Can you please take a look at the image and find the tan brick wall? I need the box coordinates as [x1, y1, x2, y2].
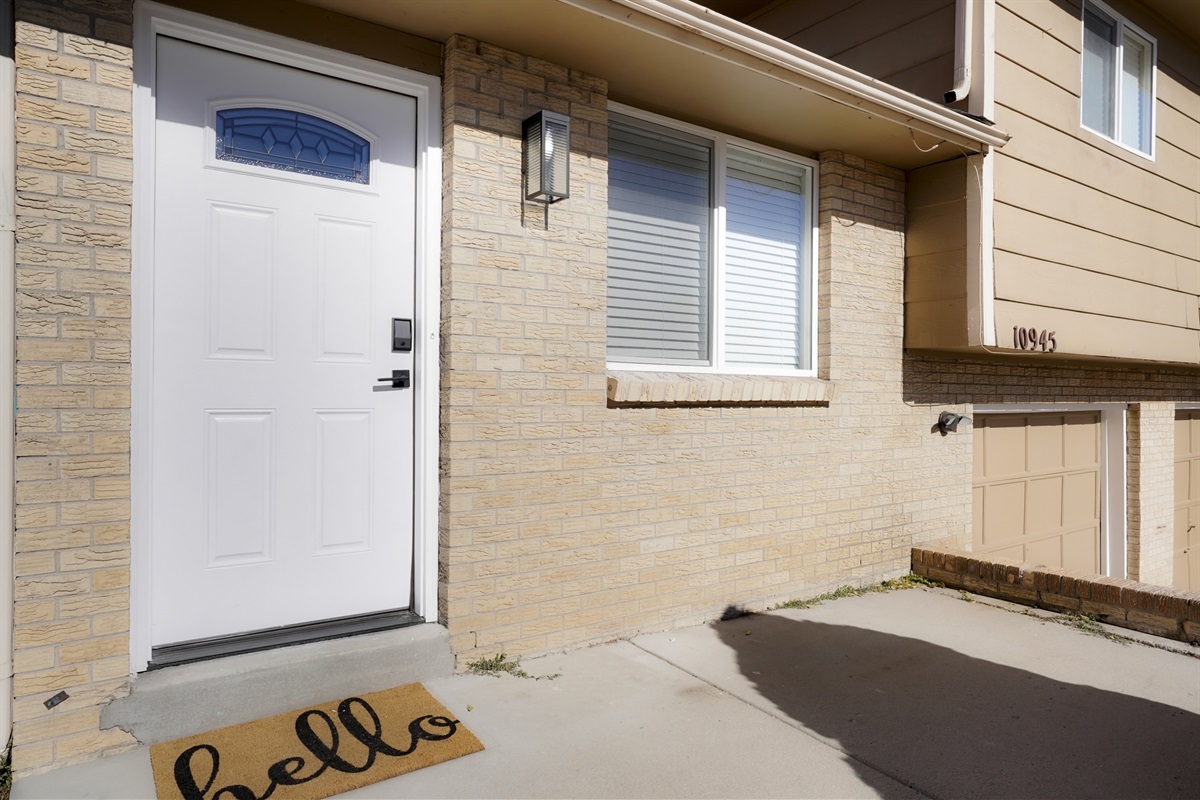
[11, 6, 1199, 779]
[438, 34, 614, 651]
[903, 357, 1200, 407]
[905, 355, 1199, 583]
[12, 0, 136, 775]
[439, 37, 973, 662]
[1127, 403, 1175, 584]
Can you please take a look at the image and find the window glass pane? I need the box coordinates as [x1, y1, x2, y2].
[1121, 31, 1152, 152]
[723, 147, 810, 370]
[215, 107, 370, 183]
[1082, 7, 1116, 137]
[607, 120, 711, 364]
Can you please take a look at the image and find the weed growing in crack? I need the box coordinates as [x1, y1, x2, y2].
[0, 738, 10, 800]
[777, 573, 942, 610]
[1059, 613, 1130, 645]
[466, 652, 561, 680]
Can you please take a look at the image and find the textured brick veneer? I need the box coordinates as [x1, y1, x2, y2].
[912, 547, 1200, 644]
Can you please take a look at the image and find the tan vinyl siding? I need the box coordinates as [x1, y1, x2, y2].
[992, 0, 1200, 365]
[994, 251, 1199, 330]
[994, 301, 1200, 364]
[741, 0, 956, 104]
[992, 203, 1198, 295]
[994, 55, 1200, 187]
[905, 158, 968, 349]
[997, 108, 1196, 225]
[995, 151, 1197, 259]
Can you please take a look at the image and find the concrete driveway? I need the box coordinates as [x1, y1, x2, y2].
[16, 587, 1200, 799]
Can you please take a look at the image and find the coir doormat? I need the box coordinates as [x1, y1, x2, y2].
[150, 683, 484, 800]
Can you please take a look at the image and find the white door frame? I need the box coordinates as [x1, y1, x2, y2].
[973, 404, 1127, 578]
[131, 1, 441, 672]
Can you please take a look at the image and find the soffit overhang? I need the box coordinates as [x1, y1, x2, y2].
[298, 0, 1009, 170]
[1141, 0, 1200, 47]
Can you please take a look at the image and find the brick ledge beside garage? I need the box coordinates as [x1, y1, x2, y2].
[912, 547, 1200, 644]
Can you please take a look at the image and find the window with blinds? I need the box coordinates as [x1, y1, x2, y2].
[607, 120, 711, 363]
[606, 113, 815, 373]
[1081, 0, 1154, 156]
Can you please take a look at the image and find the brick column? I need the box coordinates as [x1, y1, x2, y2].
[1127, 402, 1174, 584]
[439, 37, 609, 657]
[12, 0, 136, 774]
[819, 150, 972, 558]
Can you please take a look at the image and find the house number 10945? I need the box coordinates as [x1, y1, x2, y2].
[1013, 326, 1057, 352]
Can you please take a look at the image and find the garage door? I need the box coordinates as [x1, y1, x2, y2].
[973, 413, 1102, 573]
[1174, 411, 1200, 591]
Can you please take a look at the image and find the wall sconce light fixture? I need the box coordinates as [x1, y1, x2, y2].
[937, 411, 971, 436]
[523, 110, 570, 205]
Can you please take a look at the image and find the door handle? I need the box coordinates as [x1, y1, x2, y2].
[376, 369, 410, 389]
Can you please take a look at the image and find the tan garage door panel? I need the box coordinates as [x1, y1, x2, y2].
[973, 413, 1102, 574]
[1174, 411, 1200, 591]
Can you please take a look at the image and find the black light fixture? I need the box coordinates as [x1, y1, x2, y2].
[937, 411, 970, 435]
[523, 110, 570, 205]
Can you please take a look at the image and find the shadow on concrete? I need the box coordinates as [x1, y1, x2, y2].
[715, 610, 1200, 800]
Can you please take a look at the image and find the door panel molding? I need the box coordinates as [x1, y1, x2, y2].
[1174, 409, 1200, 591]
[973, 404, 1127, 578]
[132, 2, 441, 672]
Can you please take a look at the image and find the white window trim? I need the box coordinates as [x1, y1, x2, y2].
[1079, 0, 1157, 160]
[973, 404, 1127, 579]
[132, 2, 442, 673]
[606, 102, 820, 378]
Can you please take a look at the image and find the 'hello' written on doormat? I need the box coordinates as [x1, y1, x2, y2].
[150, 684, 485, 800]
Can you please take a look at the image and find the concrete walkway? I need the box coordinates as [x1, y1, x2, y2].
[16, 588, 1200, 799]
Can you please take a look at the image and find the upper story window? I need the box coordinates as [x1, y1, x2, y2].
[1081, 0, 1155, 156]
[606, 108, 816, 374]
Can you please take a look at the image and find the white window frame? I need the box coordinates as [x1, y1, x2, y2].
[606, 102, 819, 377]
[1079, 0, 1156, 159]
[974, 404, 1128, 579]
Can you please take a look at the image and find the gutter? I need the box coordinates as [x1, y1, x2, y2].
[562, 0, 1009, 152]
[0, 0, 15, 762]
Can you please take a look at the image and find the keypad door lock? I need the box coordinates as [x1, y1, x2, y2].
[376, 369, 410, 389]
[392, 318, 413, 352]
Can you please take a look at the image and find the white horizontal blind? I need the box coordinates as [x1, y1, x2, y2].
[723, 147, 810, 369]
[607, 120, 711, 364]
[1120, 30, 1151, 152]
[1082, 5, 1116, 138]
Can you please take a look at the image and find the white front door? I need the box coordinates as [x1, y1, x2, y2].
[150, 37, 417, 647]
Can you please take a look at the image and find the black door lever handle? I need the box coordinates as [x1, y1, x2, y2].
[376, 369, 410, 389]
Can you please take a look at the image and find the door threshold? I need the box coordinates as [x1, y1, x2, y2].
[105, 622, 453, 746]
[149, 609, 423, 670]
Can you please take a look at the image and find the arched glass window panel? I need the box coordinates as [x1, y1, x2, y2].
[215, 107, 370, 184]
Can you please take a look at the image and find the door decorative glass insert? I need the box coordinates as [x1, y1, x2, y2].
[215, 107, 370, 183]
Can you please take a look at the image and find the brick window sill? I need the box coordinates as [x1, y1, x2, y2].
[606, 370, 835, 407]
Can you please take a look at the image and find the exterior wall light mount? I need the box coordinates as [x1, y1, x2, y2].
[937, 411, 971, 436]
[523, 110, 570, 205]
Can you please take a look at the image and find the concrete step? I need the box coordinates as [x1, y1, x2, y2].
[101, 623, 454, 745]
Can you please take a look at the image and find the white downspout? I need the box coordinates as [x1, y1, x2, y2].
[0, 0, 16, 761]
[944, 0, 973, 104]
